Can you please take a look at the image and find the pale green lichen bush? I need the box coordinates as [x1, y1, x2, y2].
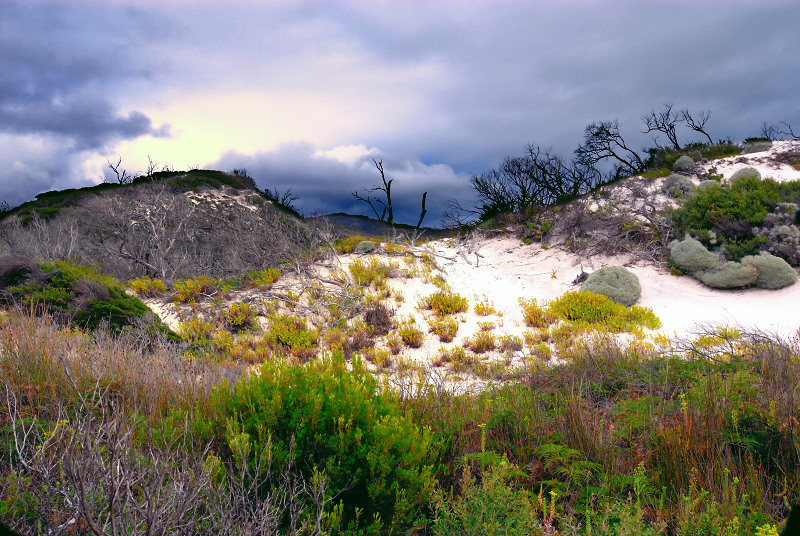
[672, 155, 695, 173]
[694, 261, 758, 289]
[580, 266, 641, 306]
[730, 167, 761, 181]
[742, 140, 773, 154]
[355, 240, 376, 254]
[668, 237, 720, 273]
[661, 174, 695, 198]
[741, 252, 798, 289]
[670, 236, 798, 290]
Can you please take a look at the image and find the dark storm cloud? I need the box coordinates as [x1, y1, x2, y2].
[212, 143, 472, 227]
[0, 2, 169, 157]
[3, 0, 800, 216]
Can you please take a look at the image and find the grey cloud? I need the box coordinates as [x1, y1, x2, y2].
[0, 2, 169, 151]
[211, 143, 473, 227]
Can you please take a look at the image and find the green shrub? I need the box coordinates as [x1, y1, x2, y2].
[398, 318, 425, 348]
[349, 257, 398, 288]
[355, 240, 376, 254]
[547, 291, 661, 332]
[335, 234, 374, 254]
[742, 140, 773, 154]
[212, 354, 437, 531]
[741, 252, 798, 289]
[128, 276, 167, 297]
[1, 259, 153, 333]
[519, 298, 557, 328]
[419, 291, 469, 316]
[580, 266, 642, 306]
[730, 167, 762, 181]
[221, 302, 259, 331]
[661, 174, 695, 197]
[463, 331, 496, 354]
[673, 155, 695, 173]
[432, 465, 543, 536]
[428, 316, 459, 342]
[173, 275, 217, 303]
[695, 261, 758, 289]
[669, 237, 720, 273]
[245, 268, 280, 289]
[263, 314, 319, 360]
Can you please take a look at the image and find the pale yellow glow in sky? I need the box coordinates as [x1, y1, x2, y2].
[100, 88, 413, 177]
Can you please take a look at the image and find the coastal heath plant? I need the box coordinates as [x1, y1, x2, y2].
[212, 353, 437, 532]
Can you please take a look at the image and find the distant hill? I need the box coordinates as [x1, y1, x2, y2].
[308, 212, 451, 239]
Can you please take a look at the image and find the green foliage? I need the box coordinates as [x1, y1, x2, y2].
[519, 298, 557, 328]
[245, 268, 280, 289]
[661, 173, 695, 197]
[419, 291, 469, 316]
[646, 141, 741, 171]
[349, 257, 397, 289]
[335, 234, 376, 254]
[173, 275, 217, 303]
[742, 140, 773, 154]
[547, 291, 661, 332]
[580, 266, 642, 306]
[432, 465, 544, 536]
[695, 261, 759, 289]
[463, 331, 497, 354]
[1, 259, 152, 333]
[398, 318, 425, 348]
[669, 236, 720, 272]
[355, 240, 376, 254]
[428, 316, 459, 342]
[221, 302, 259, 331]
[730, 166, 762, 181]
[742, 252, 798, 289]
[128, 276, 167, 297]
[263, 314, 318, 360]
[212, 354, 437, 531]
[672, 170, 784, 257]
[673, 155, 696, 173]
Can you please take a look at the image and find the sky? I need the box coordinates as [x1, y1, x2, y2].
[2, 0, 800, 226]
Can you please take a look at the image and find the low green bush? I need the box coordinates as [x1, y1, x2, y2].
[730, 167, 762, 181]
[211, 354, 437, 532]
[419, 291, 469, 316]
[355, 240, 376, 254]
[742, 252, 798, 289]
[742, 140, 773, 154]
[695, 261, 758, 289]
[669, 237, 720, 273]
[580, 266, 642, 306]
[0, 258, 153, 333]
[673, 155, 695, 173]
[547, 291, 661, 332]
[661, 174, 695, 198]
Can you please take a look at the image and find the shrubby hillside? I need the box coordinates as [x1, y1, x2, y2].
[2, 132, 800, 534]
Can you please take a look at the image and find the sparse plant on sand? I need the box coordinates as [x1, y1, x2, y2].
[419, 290, 469, 316]
[428, 316, 459, 342]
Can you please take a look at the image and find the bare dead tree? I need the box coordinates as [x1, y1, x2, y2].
[410, 191, 428, 247]
[145, 155, 159, 176]
[266, 186, 300, 209]
[574, 120, 646, 177]
[779, 121, 800, 140]
[353, 159, 394, 226]
[106, 156, 133, 185]
[761, 122, 781, 140]
[642, 102, 684, 150]
[470, 144, 606, 219]
[680, 108, 714, 145]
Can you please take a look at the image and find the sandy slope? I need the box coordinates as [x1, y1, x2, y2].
[143, 141, 800, 381]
